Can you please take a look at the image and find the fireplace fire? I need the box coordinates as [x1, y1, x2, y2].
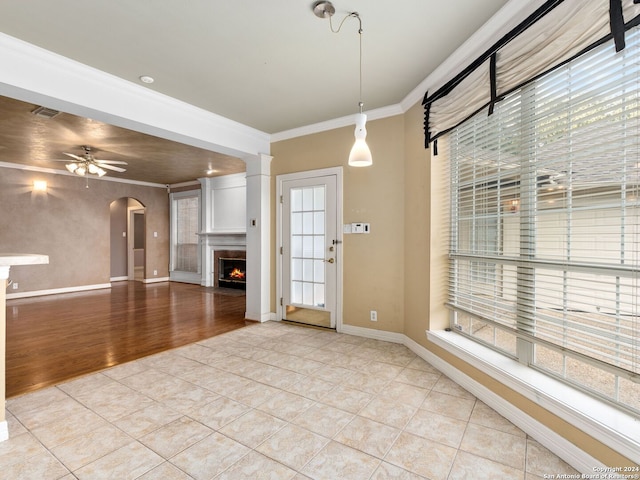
[229, 267, 245, 279]
[218, 257, 246, 289]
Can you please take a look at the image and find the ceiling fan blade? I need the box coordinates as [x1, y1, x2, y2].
[99, 163, 127, 173]
[95, 159, 128, 165]
[63, 152, 85, 161]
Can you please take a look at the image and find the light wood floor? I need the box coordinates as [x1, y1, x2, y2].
[5, 281, 248, 398]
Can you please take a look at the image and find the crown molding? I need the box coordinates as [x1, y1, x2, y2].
[0, 161, 167, 188]
[271, 104, 403, 143]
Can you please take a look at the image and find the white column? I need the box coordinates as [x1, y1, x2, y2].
[0, 266, 8, 442]
[199, 177, 213, 286]
[244, 153, 272, 321]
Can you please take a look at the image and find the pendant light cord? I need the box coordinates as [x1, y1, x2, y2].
[329, 12, 364, 113]
[358, 19, 363, 114]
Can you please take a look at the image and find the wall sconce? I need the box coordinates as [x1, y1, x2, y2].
[33, 180, 48, 192]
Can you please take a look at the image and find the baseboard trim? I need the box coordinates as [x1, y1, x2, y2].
[339, 324, 405, 344]
[142, 277, 170, 284]
[6, 283, 111, 300]
[110, 276, 128, 282]
[245, 311, 272, 322]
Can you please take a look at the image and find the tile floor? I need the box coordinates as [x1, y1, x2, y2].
[1, 321, 580, 479]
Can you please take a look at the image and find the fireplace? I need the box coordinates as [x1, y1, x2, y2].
[214, 250, 246, 289]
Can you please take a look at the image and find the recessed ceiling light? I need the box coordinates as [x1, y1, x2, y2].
[139, 75, 155, 84]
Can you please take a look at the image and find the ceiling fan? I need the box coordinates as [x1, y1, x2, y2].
[56, 145, 127, 177]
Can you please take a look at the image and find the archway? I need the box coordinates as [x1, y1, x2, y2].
[109, 197, 146, 282]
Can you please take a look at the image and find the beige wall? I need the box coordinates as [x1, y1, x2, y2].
[271, 115, 406, 333]
[269, 103, 635, 467]
[0, 168, 169, 293]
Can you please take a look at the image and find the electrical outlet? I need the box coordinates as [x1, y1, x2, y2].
[12, 282, 18, 290]
[370, 310, 377, 322]
[153, 270, 158, 276]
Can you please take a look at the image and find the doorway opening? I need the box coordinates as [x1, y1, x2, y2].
[109, 197, 146, 282]
[130, 207, 145, 281]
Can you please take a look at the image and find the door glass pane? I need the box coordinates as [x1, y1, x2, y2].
[292, 258, 302, 281]
[292, 236, 303, 257]
[314, 284, 325, 308]
[313, 260, 324, 283]
[303, 188, 313, 210]
[291, 212, 302, 235]
[290, 185, 326, 308]
[314, 186, 325, 210]
[303, 259, 313, 282]
[303, 236, 313, 257]
[303, 283, 314, 304]
[303, 212, 313, 234]
[292, 281, 302, 304]
[291, 189, 302, 211]
[313, 236, 324, 258]
[174, 195, 199, 272]
[314, 212, 325, 234]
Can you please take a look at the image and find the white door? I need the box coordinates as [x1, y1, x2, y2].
[280, 171, 340, 329]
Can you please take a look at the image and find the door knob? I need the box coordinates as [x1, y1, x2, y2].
[325, 258, 335, 263]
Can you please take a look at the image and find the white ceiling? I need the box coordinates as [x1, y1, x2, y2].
[0, 0, 509, 136]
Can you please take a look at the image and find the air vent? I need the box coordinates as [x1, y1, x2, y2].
[31, 106, 60, 119]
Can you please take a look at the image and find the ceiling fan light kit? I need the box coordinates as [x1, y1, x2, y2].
[60, 145, 127, 179]
[313, 0, 373, 167]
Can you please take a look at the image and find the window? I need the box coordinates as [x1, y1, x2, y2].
[171, 192, 200, 273]
[447, 27, 640, 414]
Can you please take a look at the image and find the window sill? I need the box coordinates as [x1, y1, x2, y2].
[427, 330, 640, 465]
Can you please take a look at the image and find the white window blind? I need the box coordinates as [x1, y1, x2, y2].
[448, 27, 640, 414]
[173, 195, 199, 273]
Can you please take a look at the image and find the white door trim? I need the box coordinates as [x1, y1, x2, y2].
[127, 207, 145, 281]
[276, 167, 344, 332]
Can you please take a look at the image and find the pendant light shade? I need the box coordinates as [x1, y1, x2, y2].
[348, 113, 372, 167]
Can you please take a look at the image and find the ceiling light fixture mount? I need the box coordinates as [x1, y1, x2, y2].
[312, 1, 335, 18]
[313, 1, 372, 167]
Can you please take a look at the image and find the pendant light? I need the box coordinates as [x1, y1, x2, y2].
[313, 1, 373, 167]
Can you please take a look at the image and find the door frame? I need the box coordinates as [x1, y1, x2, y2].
[276, 167, 344, 332]
[127, 207, 145, 281]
